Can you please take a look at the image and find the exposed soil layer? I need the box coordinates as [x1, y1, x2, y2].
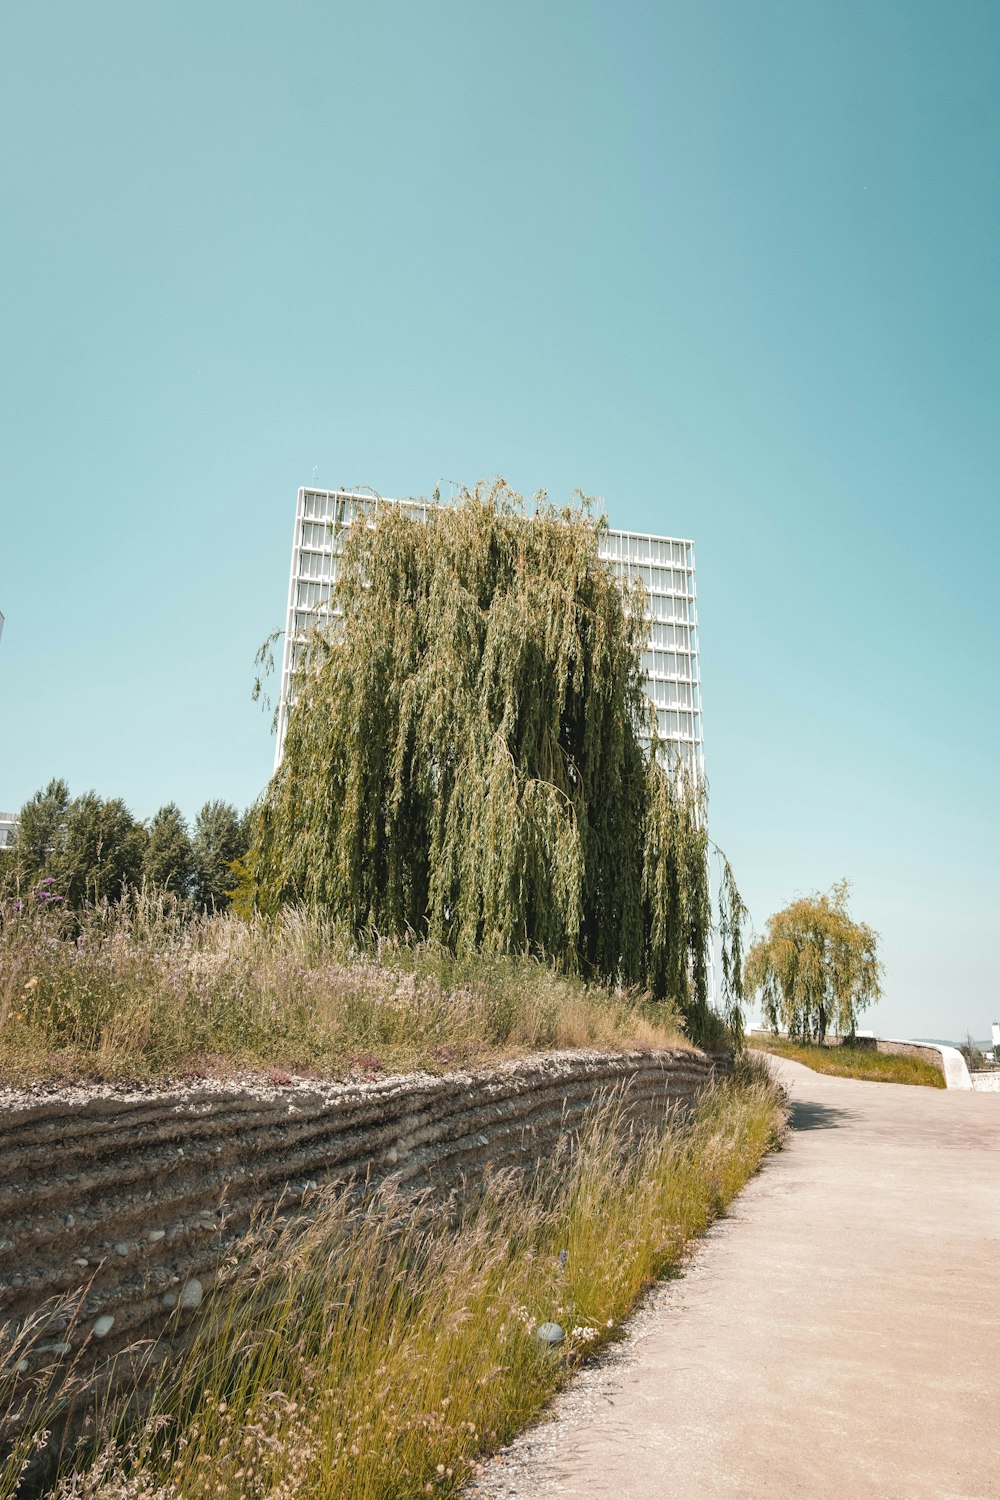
[0, 1046, 720, 1469]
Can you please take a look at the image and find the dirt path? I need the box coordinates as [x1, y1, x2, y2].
[471, 1056, 1000, 1499]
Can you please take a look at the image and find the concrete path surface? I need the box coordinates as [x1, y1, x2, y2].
[472, 1056, 1000, 1500]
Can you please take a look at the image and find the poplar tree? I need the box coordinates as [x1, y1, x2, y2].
[143, 803, 195, 898]
[191, 800, 248, 911]
[249, 483, 740, 1040]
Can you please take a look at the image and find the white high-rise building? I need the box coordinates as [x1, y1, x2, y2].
[275, 488, 704, 779]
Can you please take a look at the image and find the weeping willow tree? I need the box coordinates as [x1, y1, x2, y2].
[745, 881, 883, 1043]
[250, 482, 740, 1041]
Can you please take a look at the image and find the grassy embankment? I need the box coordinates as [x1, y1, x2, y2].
[0, 899, 689, 1086]
[2, 1059, 785, 1500]
[752, 1034, 945, 1088]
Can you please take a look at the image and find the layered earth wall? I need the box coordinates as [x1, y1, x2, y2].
[0, 1046, 721, 1459]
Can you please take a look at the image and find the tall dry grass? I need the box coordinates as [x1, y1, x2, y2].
[0, 896, 687, 1084]
[3, 1058, 784, 1500]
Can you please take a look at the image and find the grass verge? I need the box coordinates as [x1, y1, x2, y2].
[4, 1059, 785, 1499]
[751, 1035, 945, 1088]
[0, 899, 688, 1085]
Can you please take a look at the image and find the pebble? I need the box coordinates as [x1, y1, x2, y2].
[92, 1315, 115, 1339]
[178, 1278, 203, 1310]
[74, 1257, 89, 1268]
[535, 1322, 565, 1347]
[114, 1242, 129, 1257]
[147, 1229, 166, 1243]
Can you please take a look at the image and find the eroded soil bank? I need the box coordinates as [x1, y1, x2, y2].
[1, 1045, 721, 1474]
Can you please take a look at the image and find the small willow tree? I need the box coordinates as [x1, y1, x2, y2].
[745, 881, 883, 1043]
[250, 483, 736, 1039]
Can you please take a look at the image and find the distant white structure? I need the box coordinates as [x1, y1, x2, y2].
[275, 488, 705, 779]
[0, 812, 17, 851]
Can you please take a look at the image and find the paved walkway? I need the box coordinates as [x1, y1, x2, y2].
[473, 1057, 1000, 1500]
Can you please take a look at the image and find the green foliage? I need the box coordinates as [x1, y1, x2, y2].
[249, 485, 733, 1039]
[143, 802, 195, 897]
[752, 1034, 944, 1088]
[717, 853, 748, 1047]
[191, 799, 248, 910]
[11, 778, 70, 874]
[11, 783, 148, 908]
[0, 903, 688, 1084]
[745, 881, 883, 1044]
[5, 785, 251, 914]
[58, 794, 148, 906]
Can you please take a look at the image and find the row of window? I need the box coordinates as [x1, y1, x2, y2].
[300, 496, 693, 563]
[641, 649, 698, 678]
[605, 560, 694, 598]
[649, 621, 695, 652]
[648, 680, 699, 710]
[294, 555, 697, 626]
[298, 519, 338, 549]
[295, 579, 333, 609]
[644, 672, 701, 699]
[601, 533, 692, 567]
[297, 548, 338, 580]
[284, 661, 700, 745]
[284, 662, 701, 750]
[647, 594, 696, 624]
[291, 589, 697, 665]
[287, 627, 699, 702]
[291, 609, 335, 640]
[654, 709, 701, 741]
[302, 492, 352, 523]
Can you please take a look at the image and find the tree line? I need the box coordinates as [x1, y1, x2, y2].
[2, 779, 250, 910]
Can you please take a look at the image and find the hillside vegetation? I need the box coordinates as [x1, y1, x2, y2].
[752, 1034, 945, 1088]
[0, 897, 691, 1086]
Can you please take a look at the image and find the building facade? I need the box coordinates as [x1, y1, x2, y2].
[0, 812, 18, 852]
[275, 488, 704, 779]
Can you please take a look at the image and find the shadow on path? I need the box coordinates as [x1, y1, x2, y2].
[789, 1099, 852, 1132]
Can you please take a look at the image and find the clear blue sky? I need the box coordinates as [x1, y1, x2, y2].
[1, 1, 997, 1041]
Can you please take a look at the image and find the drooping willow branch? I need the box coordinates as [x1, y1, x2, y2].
[247, 482, 743, 1043]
